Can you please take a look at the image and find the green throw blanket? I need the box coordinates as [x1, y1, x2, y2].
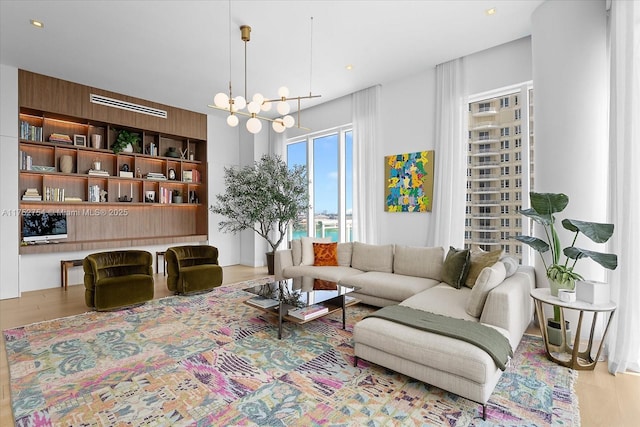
[364, 305, 513, 370]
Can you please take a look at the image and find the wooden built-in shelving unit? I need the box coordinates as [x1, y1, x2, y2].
[17, 70, 208, 254]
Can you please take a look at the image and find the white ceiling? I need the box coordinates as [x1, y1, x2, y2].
[0, 0, 545, 116]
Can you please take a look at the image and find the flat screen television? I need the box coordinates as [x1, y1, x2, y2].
[22, 212, 68, 242]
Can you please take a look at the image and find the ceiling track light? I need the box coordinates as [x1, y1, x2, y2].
[209, 14, 321, 134]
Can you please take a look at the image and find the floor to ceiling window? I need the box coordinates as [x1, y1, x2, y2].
[465, 82, 534, 264]
[287, 126, 353, 242]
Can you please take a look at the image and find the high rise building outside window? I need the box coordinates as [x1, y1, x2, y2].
[465, 83, 534, 262]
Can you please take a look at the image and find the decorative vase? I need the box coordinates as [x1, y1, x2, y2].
[91, 134, 102, 149]
[549, 277, 575, 297]
[59, 155, 73, 174]
[123, 143, 134, 153]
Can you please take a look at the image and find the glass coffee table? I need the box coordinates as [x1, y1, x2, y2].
[243, 276, 360, 339]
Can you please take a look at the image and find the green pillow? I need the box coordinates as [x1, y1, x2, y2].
[442, 247, 470, 289]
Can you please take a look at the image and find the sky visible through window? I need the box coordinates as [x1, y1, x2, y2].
[287, 132, 352, 215]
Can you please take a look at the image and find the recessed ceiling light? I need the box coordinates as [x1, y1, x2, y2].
[30, 19, 44, 28]
[486, 8, 497, 16]
[345, 64, 354, 71]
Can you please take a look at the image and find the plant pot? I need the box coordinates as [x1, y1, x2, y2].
[547, 318, 572, 346]
[123, 143, 134, 153]
[172, 196, 182, 204]
[266, 251, 275, 275]
[549, 277, 575, 297]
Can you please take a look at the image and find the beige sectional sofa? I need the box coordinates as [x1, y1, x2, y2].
[274, 239, 536, 418]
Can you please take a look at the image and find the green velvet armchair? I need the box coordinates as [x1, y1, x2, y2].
[83, 250, 154, 311]
[166, 245, 223, 294]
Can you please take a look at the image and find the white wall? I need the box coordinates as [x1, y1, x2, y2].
[532, 0, 609, 283]
[207, 114, 242, 266]
[0, 64, 20, 299]
[375, 37, 532, 246]
[531, 0, 609, 337]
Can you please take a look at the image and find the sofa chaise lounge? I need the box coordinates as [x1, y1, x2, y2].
[274, 239, 535, 417]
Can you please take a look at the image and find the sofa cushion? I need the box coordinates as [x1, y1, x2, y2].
[282, 265, 363, 283]
[339, 271, 439, 302]
[500, 256, 519, 278]
[393, 245, 444, 281]
[301, 237, 332, 265]
[401, 283, 477, 322]
[351, 242, 394, 273]
[465, 249, 503, 288]
[313, 242, 338, 266]
[337, 242, 353, 267]
[466, 262, 507, 318]
[291, 239, 302, 265]
[441, 247, 470, 289]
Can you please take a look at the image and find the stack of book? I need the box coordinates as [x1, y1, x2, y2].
[20, 151, 33, 170]
[44, 186, 65, 202]
[145, 172, 167, 180]
[22, 188, 42, 201]
[246, 296, 279, 309]
[19, 121, 43, 141]
[88, 169, 109, 176]
[49, 133, 72, 144]
[288, 304, 329, 320]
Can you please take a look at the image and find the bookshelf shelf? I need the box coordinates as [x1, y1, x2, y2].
[17, 70, 208, 254]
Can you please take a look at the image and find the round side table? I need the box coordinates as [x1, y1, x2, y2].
[530, 288, 616, 370]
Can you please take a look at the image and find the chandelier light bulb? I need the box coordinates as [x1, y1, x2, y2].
[277, 101, 290, 115]
[214, 93, 229, 108]
[247, 101, 261, 114]
[246, 117, 262, 133]
[234, 96, 246, 110]
[261, 101, 272, 112]
[252, 93, 265, 105]
[282, 115, 295, 128]
[272, 120, 286, 133]
[277, 86, 290, 98]
[227, 114, 239, 127]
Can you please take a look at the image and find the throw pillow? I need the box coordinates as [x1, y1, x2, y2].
[464, 248, 503, 288]
[441, 247, 470, 289]
[337, 242, 353, 267]
[500, 256, 519, 278]
[301, 236, 332, 265]
[465, 261, 507, 317]
[313, 242, 338, 266]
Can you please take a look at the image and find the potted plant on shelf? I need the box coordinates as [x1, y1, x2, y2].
[172, 189, 183, 204]
[209, 154, 309, 274]
[515, 192, 618, 345]
[112, 129, 141, 154]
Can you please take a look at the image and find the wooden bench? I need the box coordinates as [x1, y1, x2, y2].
[60, 259, 84, 290]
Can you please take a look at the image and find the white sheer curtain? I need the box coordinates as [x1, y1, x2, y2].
[426, 58, 467, 249]
[606, 0, 640, 374]
[352, 85, 381, 244]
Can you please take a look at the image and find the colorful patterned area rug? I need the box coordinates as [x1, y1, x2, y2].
[4, 279, 580, 426]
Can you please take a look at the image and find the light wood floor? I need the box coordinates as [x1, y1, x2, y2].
[1, 265, 638, 426]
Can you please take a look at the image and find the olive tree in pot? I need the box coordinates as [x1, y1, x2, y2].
[209, 154, 309, 274]
[515, 192, 618, 345]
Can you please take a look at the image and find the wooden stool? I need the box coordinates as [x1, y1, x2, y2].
[156, 251, 167, 275]
[60, 259, 84, 290]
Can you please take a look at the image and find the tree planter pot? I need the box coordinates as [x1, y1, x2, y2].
[266, 252, 274, 275]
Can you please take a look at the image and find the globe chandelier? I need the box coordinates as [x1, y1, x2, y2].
[209, 17, 321, 134]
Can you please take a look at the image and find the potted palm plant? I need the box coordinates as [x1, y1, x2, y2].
[209, 154, 309, 274]
[515, 192, 618, 345]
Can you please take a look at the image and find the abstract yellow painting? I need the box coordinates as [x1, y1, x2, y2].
[384, 150, 434, 212]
